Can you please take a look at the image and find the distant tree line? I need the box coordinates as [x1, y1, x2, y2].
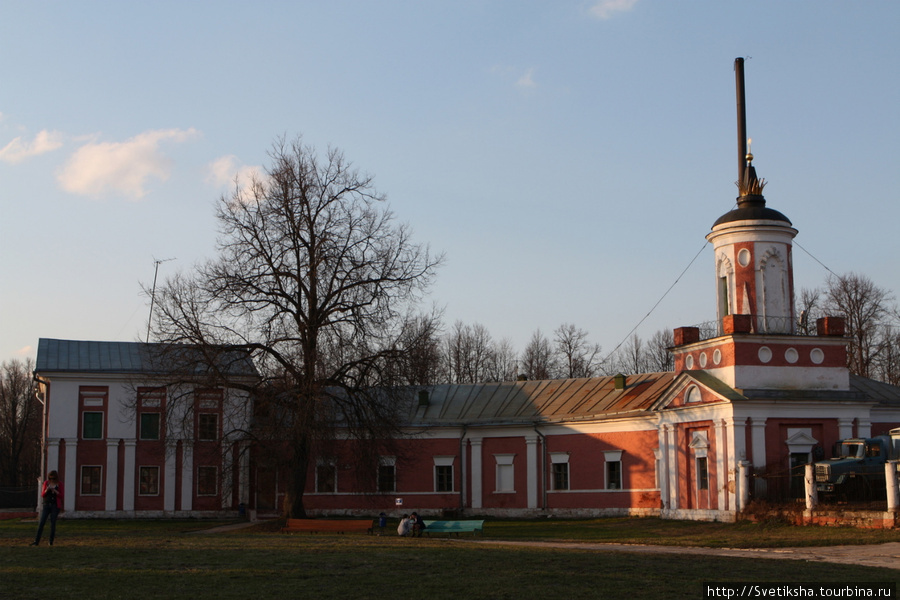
[0, 359, 42, 492]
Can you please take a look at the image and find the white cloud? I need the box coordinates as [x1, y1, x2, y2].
[0, 130, 64, 164]
[206, 155, 265, 199]
[517, 68, 537, 90]
[589, 0, 639, 20]
[15, 345, 33, 357]
[57, 128, 199, 200]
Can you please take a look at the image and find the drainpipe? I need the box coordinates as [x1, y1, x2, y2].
[32, 374, 50, 513]
[459, 424, 468, 513]
[32, 374, 50, 480]
[533, 424, 547, 511]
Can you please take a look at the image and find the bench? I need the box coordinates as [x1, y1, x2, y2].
[422, 519, 485, 536]
[281, 518, 374, 534]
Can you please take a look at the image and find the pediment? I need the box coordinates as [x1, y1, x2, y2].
[653, 371, 745, 411]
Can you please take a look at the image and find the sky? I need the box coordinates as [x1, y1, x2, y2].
[2, 1, 899, 366]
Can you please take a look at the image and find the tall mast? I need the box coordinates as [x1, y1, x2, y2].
[735, 57, 747, 185]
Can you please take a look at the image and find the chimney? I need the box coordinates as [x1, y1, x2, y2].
[613, 373, 626, 390]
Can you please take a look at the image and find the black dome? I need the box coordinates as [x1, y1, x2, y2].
[712, 195, 792, 227]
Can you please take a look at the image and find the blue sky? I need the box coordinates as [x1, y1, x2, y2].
[2, 1, 899, 365]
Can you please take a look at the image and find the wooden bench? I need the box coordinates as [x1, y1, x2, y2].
[281, 518, 374, 534]
[422, 519, 485, 536]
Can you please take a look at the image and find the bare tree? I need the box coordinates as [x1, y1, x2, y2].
[150, 137, 442, 517]
[823, 273, 894, 379]
[444, 321, 494, 384]
[796, 287, 823, 335]
[553, 323, 602, 379]
[645, 328, 674, 372]
[484, 337, 519, 382]
[0, 359, 42, 487]
[610, 334, 647, 375]
[520, 330, 555, 380]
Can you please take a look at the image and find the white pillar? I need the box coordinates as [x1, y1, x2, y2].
[738, 461, 751, 512]
[804, 464, 818, 510]
[123, 439, 136, 512]
[525, 435, 538, 509]
[885, 461, 899, 512]
[181, 441, 194, 512]
[666, 425, 679, 510]
[837, 418, 854, 440]
[656, 422, 670, 510]
[470, 438, 483, 509]
[725, 417, 747, 511]
[105, 439, 120, 512]
[714, 420, 728, 510]
[857, 418, 872, 439]
[749, 417, 767, 498]
[165, 440, 178, 512]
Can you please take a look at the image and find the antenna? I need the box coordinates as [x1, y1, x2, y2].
[735, 57, 748, 184]
[146, 257, 176, 343]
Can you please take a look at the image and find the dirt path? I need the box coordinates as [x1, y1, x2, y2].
[466, 539, 900, 570]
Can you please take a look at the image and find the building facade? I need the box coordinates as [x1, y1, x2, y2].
[33, 339, 255, 518]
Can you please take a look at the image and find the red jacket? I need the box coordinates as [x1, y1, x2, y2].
[41, 480, 63, 509]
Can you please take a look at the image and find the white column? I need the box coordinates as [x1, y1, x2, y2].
[525, 435, 538, 509]
[63, 439, 77, 513]
[181, 441, 194, 512]
[656, 420, 670, 510]
[105, 439, 120, 512]
[715, 420, 728, 510]
[738, 461, 751, 511]
[221, 442, 234, 510]
[804, 464, 818, 510]
[123, 439, 136, 512]
[838, 418, 854, 440]
[725, 417, 747, 512]
[885, 461, 899, 512]
[857, 417, 872, 439]
[47, 439, 61, 475]
[749, 417, 767, 498]
[666, 425, 679, 510]
[470, 438, 483, 509]
[165, 440, 178, 512]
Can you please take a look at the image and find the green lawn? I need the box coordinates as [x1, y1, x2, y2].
[2, 518, 897, 600]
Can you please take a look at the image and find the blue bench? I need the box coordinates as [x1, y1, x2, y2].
[422, 519, 485, 536]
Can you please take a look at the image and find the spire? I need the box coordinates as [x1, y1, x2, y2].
[734, 58, 767, 200]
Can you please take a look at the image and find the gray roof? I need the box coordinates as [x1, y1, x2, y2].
[412, 372, 675, 425]
[35, 338, 258, 377]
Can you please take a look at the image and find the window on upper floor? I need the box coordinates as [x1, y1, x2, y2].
[140, 413, 161, 440]
[82, 412, 104, 440]
[197, 413, 218, 441]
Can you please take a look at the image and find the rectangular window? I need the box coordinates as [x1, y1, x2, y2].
[82, 412, 104, 440]
[197, 414, 218, 441]
[316, 463, 336, 493]
[495, 454, 515, 493]
[552, 462, 569, 491]
[197, 466, 217, 496]
[139, 466, 160, 496]
[378, 464, 396, 493]
[697, 457, 709, 491]
[81, 466, 102, 495]
[140, 413, 161, 440]
[435, 465, 453, 492]
[606, 461, 622, 490]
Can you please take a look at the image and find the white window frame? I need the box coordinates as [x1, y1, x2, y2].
[494, 454, 516, 493]
[139, 466, 160, 496]
[604, 450, 623, 490]
[434, 456, 455, 493]
[549, 452, 570, 491]
[80, 465, 103, 496]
